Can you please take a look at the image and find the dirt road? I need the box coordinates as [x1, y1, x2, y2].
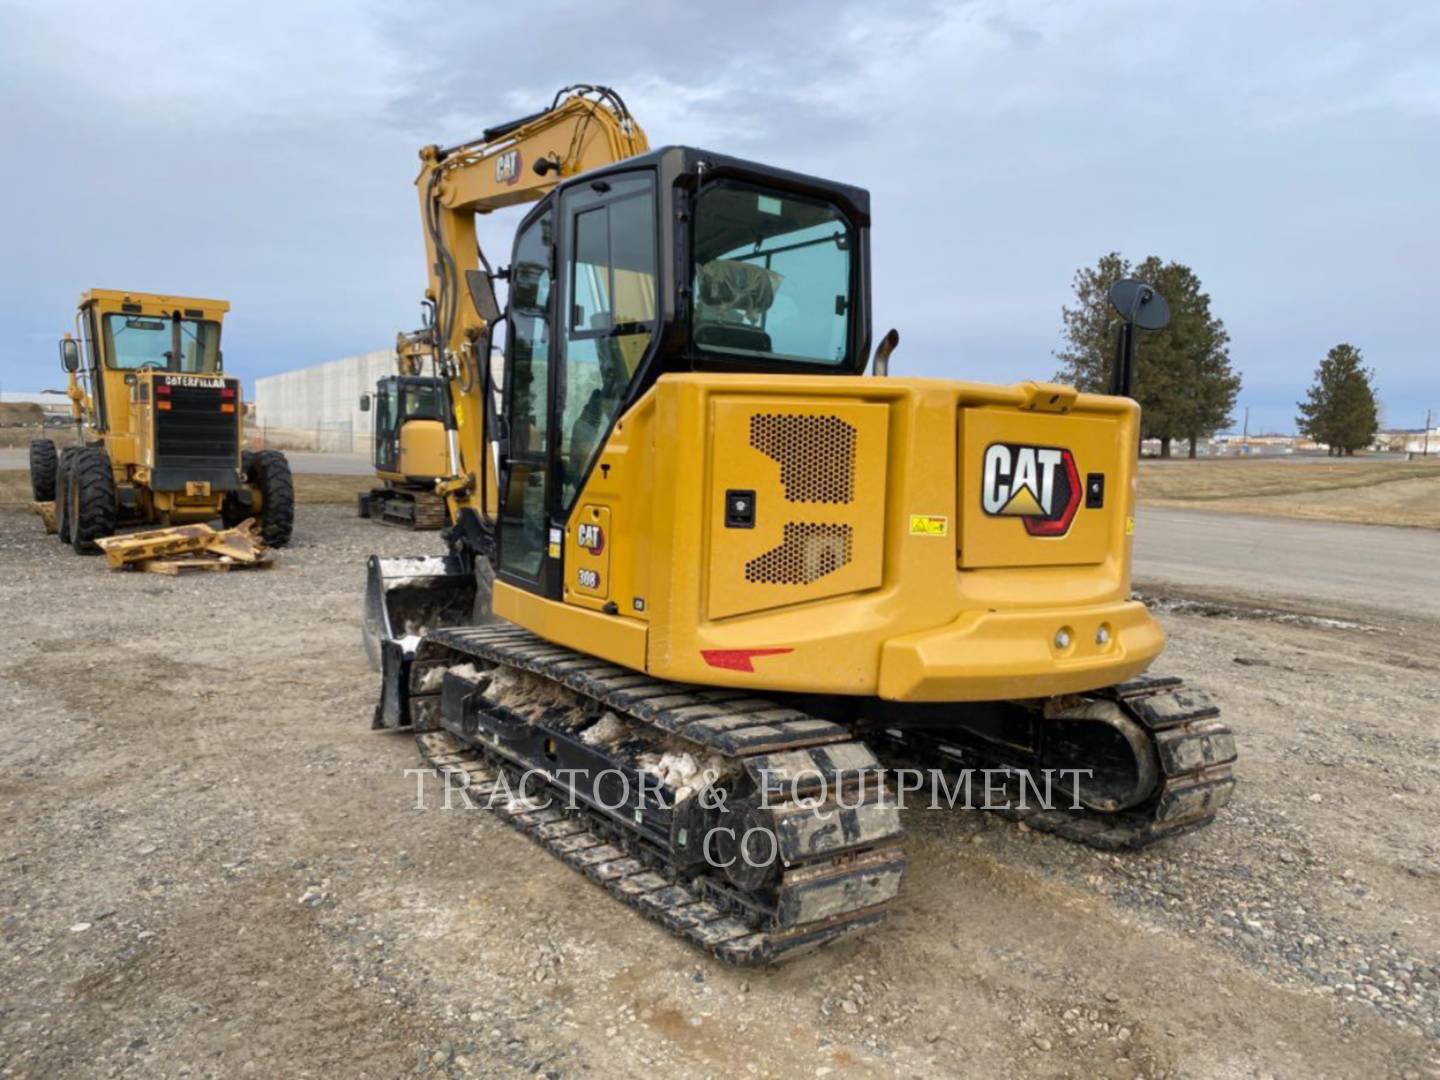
[1, 506, 1436, 1078]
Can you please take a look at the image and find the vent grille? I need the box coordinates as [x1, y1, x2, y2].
[749, 413, 856, 504]
[155, 384, 238, 469]
[745, 523, 853, 585]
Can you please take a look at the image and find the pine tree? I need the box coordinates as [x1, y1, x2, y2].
[1296, 344, 1380, 455]
[1055, 254, 1240, 457]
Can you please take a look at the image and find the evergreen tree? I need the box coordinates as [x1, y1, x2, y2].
[1056, 253, 1240, 457]
[1296, 344, 1380, 455]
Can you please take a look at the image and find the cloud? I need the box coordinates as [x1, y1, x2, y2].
[0, 0, 1435, 433]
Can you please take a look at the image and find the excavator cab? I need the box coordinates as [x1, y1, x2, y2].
[490, 146, 871, 599]
[369, 375, 444, 476]
[366, 145, 872, 698]
[356, 374, 451, 529]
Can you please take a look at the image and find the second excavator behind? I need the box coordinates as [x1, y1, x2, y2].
[357, 328, 450, 529]
[365, 85, 1237, 963]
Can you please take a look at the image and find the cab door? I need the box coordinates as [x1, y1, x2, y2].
[373, 378, 400, 473]
[497, 209, 557, 592]
[496, 171, 659, 601]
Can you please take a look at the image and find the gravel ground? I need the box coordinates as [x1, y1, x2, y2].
[1, 505, 1437, 1078]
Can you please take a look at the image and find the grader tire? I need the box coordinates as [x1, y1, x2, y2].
[55, 447, 85, 545]
[29, 439, 58, 502]
[68, 448, 117, 555]
[248, 449, 295, 548]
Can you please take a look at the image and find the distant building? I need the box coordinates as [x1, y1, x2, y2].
[1204, 433, 1320, 456]
[1374, 427, 1439, 455]
[253, 348, 393, 453]
[0, 391, 72, 425]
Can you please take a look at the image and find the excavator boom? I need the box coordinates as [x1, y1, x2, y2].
[359, 88, 649, 534]
[416, 87, 648, 524]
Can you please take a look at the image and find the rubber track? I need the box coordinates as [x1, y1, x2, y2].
[885, 675, 1237, 850]
[416, 730, 899, 964]
[375, 489, 447, 530]
[407, 624, 905, 964]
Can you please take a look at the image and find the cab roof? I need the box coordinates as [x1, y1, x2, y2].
[79, 289, 231, 316]
[565, 145, 871, 226]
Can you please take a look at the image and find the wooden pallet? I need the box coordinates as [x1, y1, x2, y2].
[94, 519, 273, 574]
[140, 554, 275, 576]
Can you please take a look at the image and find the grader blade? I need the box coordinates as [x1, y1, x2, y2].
[96, 524, 216, 568]
[30, 502, 57, 534]
[93, 520, 271, 572]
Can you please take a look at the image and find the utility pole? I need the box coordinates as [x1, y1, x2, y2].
[1425, 408, 1433, 458]
[1242, 407, 1249, 454]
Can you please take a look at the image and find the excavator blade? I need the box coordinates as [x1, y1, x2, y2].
[364, 554, 476, 727]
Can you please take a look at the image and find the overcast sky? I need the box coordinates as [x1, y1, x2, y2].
[1, 0, 1435, 433]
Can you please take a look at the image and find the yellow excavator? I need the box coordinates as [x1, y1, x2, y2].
[364, 85, 1236, 964]
[356, 327, 451, 529]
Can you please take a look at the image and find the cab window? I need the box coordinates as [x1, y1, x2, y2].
[499, 210, 555, 580]
[374, 382, 399, 471]
[558, 173, 657, 506]
[691, 182, 852, 367]
[403, 383, 442, 420]
[102, 314, 222, 372]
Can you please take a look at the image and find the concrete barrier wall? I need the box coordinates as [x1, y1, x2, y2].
[254, 348, 393, 453]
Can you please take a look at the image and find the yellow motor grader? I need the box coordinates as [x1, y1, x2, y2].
[363, 86, 1236, 964]
[29, 289, 294, 553]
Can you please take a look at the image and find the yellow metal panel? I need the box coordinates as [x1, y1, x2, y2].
[706, 396, 888, 620]
[543, 373, 1151, 703]
[398, 419, 447, 478]
[959, 407, 1118, 569]
[878, 599, 1164, 701]
[568, 504, 611, 601]
[493, 580, 647, 671]
[561, 390, 658, 618]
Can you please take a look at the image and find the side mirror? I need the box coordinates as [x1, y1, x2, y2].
[465, 269, 503, 325]
[59, 338, 81, 373]
[1106, 279, 1169, 398]
[1108, 279, 1169, 330]
[359, 393, 371, 412]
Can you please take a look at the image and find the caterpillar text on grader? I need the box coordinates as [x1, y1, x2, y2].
[29, 289, 295, 553]
[364, 86, 1237, 963]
